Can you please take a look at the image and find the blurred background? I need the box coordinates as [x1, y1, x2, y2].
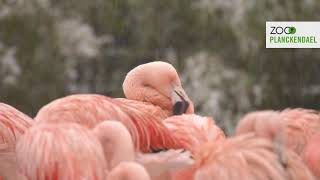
[0, 0, 319, 134]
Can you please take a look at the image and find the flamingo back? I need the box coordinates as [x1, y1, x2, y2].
[163, 114, 225, 152]
[0, 103, 33, 180]
[0, 103, 33, 147]
[280, 108, 320, 155]
[16, 123, 107, 180]
[303, 132, 320, 178]
[194, 134, 314, 180]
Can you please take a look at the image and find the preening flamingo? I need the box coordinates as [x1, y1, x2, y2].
[93, 121, 194, 179]
[0, 103, 33, 180]
[122, 61, 194, 115]
[16, 123, 107, 180]
[194, 134, 315, 180]
[34, 61, 194, 152]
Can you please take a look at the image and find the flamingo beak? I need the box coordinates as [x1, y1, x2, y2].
[171, 86, 190, 115]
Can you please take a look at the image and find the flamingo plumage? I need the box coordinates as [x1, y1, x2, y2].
[35, 61, 194, 152]
[107, 162, 151, 180]
[280, 108, 320, 155]
[235, 110, 282, 140]
[161, 114, 315, 180]
[16, 119, 194, 180]
[0, 103, 34, 148]
[92, 120, 135, 171]
[158, 114, 226, 180]
[163, 114, 225, 153]
[0, 103, 33, 180]
[194, 134, 315, 180]
[16, 123, 107, 180]
[235, 108, 320, 178]
[302, 132, 320, 179]
[93, 121, 193, 179]
[236, 108, 320, 155]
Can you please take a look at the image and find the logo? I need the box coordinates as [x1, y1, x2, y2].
[270, 26, 296, 35]
[266, 22, 320, 48]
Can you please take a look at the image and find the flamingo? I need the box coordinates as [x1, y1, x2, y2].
[16, 120, 195, 180]
[0, 103, 34, 148]
[159, 114, 314, 180]
[0, 103, 33, 180]
[16, 121, 190, 180]
[235, 109, 320, 178]
[235, 108, 320, 155]
[93, 121, 194, 179]
[193, 134, 315, 180]
[235, 110, 282, 140]
[155, 114, 226, 180]
[34, 61, 194, 152]
[163, 114, 225, 153]
[279, 108, 320, 155]
[122, 61, 194, 115]
[16, 123, 107, 180]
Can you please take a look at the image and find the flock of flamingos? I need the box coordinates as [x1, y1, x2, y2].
[0, 61, 319, 180]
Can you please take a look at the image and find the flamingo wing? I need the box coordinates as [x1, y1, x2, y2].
[35, 94, 177, 152]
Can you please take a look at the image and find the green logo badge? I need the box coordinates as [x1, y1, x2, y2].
[289, 27, 296, 34]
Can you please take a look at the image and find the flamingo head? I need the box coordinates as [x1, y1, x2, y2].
[123, 61, 194, 115]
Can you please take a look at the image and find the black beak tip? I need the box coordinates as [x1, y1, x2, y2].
[173, 101, 190, 115]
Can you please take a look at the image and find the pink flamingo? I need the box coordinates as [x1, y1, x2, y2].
[0, 103, 33, 180]
[93, 121, 194, 179]
[194, 134, 315, 180]
[16, 123, 107, 180]
[159, 114, 314, 180]
[156, 114, 226, 180]
[35, 61, 194, 152]
[279, 108, 320, 155]
[16, 121, 156, 180]
[236, 108, 320, 178]
[0, 103, 33, 148]
[236, 108, 320, 155]
[122, 61, 194, 115]
[235, 110, 282, 140]
[163, 114, 225, 153]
